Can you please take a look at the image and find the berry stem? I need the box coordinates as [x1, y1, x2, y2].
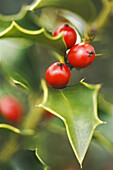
[59, 55, 65, 63]
[64, 24, 69, 26]
[94, 0, 113, 29]
[95, 53, 103, 57]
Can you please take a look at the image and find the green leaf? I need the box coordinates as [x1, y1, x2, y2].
[0, 64, 9, 84]
[14, 11, 41, 31]
[0, 150, 45, 170]
[0, 8, 66, 55]
[35, 131, 78, 169]
[11, 150, 45, 170]
[0, 19, 66, 56]
[0, 6, 40, 29]
[23, 117, 79, 169]
[0, 124, 21, 134]
[38, 80, 103, 165]
[30, 0, 96, 22]
[0, 161, 13, 170]
[0, 124, 35, 136]
[0, 39, 41, 91]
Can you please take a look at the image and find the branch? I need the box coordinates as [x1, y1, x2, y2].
[84, 0, 113, 43]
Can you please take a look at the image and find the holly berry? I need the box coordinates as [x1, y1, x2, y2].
[45, 62, 71, 88]
[68, 42, 95, 68]
[0, 95, 24, 123]
[53, 24, 77, 49]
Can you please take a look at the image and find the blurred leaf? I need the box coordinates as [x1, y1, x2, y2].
[0, 39, 41, 91]
[0, 123, 34, 136]
[98, 97, 113, 142]
[0, 9, 39, 31]
[14, 11, 41, 30]
[0, 150, 45, 170]
[11, 150, 45, 170]
[38, 80, 102, 165]
[35, 131, 78, 170]
[36, 8, 83, 44]
[0, 6, 66, 55]
[56, 9, 87, 38]
[82, 139, 113, 170]
[0, 124, 21, 134]
[0, 161, 13, 170]
[30, 0, 96, 22]
[0, 67, 29, 124]
[94, 98, 113, 155]
[23, 117, 79, 170]
[0, 64, 9, 84]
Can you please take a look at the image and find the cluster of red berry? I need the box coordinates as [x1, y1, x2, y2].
[45, 24, 95, 89]
[0, 95, 24, 123]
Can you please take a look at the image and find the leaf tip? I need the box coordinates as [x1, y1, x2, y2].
[36, 104, 42, 108]
[80, 77, 86, 82]
[81, 80, 101, 91]
[0, 124, 21, 134]
[80, 164, 83, 169]
[103, 121, 107, 124]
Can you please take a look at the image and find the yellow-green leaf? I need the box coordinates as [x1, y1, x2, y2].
[0, 124, 21, 134]
[0, 20, 66, 55]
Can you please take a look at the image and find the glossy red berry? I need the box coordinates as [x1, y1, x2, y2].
[68, 42, 95, 68]
[45, 62, 71, 88]
[53, 24, 77, 49]
[0, 95, 24, 123]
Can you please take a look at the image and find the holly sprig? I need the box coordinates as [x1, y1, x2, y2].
[0, 0, 113, 169]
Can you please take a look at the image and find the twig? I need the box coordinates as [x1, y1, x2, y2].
[84, 0, 113, 43]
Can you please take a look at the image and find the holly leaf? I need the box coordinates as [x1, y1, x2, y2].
[38, 80, 103, 165]
[30, 0, 96, 22]
[0, 20, 66, 56]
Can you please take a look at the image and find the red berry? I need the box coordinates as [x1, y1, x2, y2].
[53, 24, 77, 49]
[0, 95, 24, 123]
[68, 42, 95, 68]
[45, 62, 71, 88]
